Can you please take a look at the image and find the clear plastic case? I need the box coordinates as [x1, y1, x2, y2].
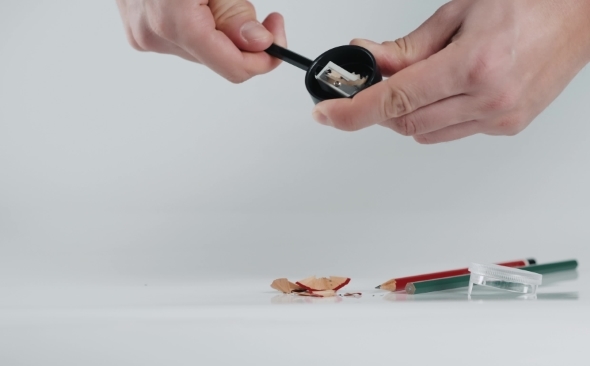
[468, 263, 542, 296]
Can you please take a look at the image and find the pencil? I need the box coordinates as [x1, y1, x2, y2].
[405, 259, 578, 295]
[376, 258, 535, 292]
[265, 44, 313, 71]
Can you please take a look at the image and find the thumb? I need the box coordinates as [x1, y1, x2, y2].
[351, 3, 464, 76]
[210, 0, 273, 52]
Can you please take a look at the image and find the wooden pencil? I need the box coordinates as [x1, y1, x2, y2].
[376, 258, 535, 292]
[405, 259, 578, 294]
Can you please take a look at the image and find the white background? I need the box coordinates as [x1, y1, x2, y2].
[1, 1, 588, 365]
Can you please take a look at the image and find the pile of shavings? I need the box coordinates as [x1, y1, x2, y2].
[271, 276, 360, 298]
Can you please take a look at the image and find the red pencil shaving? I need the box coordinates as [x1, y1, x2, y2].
[271, 276, 353, 297]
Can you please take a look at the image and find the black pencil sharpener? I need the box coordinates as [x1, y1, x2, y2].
[265, 44, 383, 105]
[305, 45, 382, 104]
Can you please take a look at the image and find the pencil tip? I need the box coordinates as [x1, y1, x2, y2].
[375, 285, 381, 289]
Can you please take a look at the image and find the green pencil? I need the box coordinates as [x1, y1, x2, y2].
[405, 259, 578, 295]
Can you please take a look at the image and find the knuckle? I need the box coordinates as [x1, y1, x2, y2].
[496, 114, 525, 136]
[383, 85, 413, 119]
[133, 28, 159, 51]
[466, 49, 497, 87]
[225, 72, 250, 84]
[482, 89, 519, 113]
[332, 114, 362, 132]
[148, 12, 174, 40]
[124, 25, 146, 51]
[126, 31, 144, 51]
[213, 1, 255, 28]
[391, 116, 418, 136]
[434, 2, 458, 22]
[413, 134, 433, 145]
[466, 44, 514, 89]
[380, 38, 412, 69]
[384, 37, 412, 56]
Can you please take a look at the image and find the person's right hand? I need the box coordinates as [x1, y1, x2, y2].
[115, 0, 286, 83]
[311, 0, 590, 144]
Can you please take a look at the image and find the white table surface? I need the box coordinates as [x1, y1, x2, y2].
[1, 270, 587, 366]
[2, 1, 590, 365]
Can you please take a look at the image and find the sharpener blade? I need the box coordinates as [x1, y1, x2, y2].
[315, 61, 368, 97]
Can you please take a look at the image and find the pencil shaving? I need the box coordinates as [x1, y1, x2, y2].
[270, 278, 304, 294]
[295, 276, 350, 291]
[342, 292, 362, 298]
[326, 71, 367, 86]
[270, 275, 352, 296]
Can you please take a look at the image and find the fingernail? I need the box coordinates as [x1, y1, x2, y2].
[312, 108, 331, 126]
[240, 21, 270, 43]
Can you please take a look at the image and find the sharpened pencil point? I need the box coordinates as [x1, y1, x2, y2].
[375, 285, 381, 289]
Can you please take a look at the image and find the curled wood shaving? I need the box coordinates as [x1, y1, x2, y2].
[295, 276, 350, 291]
[271, 276, 352, 297]
[326, 71, 368, 86]
[270, 278, 304, 294]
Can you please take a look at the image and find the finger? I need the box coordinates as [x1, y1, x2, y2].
[260, 12, 287, 48]
[178, 7, 282, 82]
[210, 0, 273, 52]
[412, 120, 483, 144]
[350, 2, 465, 76]
[313, 45, 465, 131]
[241, 12, 287, 76]
[379, 95, 479, 136]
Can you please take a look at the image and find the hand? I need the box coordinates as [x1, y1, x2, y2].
[312, 0, 590, 143]
[115, 0, 286, 83]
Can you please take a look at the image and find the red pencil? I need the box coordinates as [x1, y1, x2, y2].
[376, 258, 535, 292]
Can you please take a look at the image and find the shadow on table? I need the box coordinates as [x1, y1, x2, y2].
[383, 290, 579, 302]
[270, 294, 344, 304]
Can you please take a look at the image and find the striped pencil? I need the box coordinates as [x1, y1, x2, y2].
[376, 258, 535, 292]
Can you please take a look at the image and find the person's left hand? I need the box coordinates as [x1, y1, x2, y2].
[115, 0, 286, 83]
[311, 0, 590, 144]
